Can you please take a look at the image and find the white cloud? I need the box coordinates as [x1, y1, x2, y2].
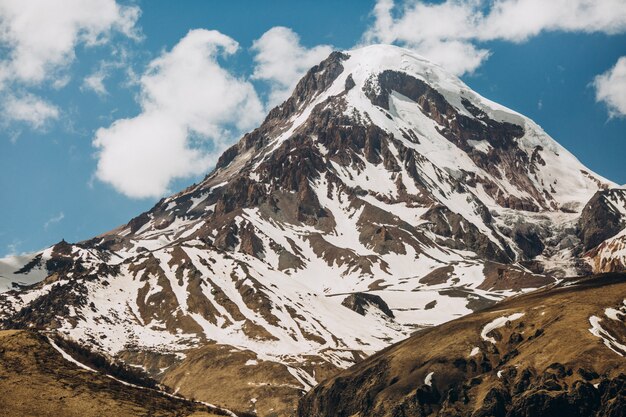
[362, 0, 491, 74]
[82, 46, 135, 96]
[407, 38, 490, 77]
[83, 70, 108, 95]
[594, 56, 626, 118]
[0, 0, 140, 134]
[363, 0, 626, 75]
[480, 0, 626, 42]
[3, 93, 59, 129]
[93, 29, 264, 199]
[0, 0, 140, 87]
[51, 74, 71, 90]
[251, 27, 333, 107]
[44, 212, 65, 230]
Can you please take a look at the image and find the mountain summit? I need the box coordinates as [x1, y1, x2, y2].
[1, 45, 624, 415]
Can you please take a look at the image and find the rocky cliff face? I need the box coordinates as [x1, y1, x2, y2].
[586, 229, 626, 273]
[579, 188, 626, 252]
[298, 273, 626, 417]
[579, 188, 626, 273]
[0, 45, 623, 414]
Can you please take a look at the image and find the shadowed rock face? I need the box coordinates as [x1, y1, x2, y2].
[579, 189, 626, 251]
[298, 273, 626, 417]
[578, 188, 626, 273]
[341, 293, 395, 318]
[0, 45, 623, 414]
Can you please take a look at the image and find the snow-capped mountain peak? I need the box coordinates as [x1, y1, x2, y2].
[1, 45, 623, 415]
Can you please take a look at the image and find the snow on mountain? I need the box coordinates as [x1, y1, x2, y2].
[587, 228, 626, 273]
[333, 45, 610, 209]
[0, 44, 621, 414]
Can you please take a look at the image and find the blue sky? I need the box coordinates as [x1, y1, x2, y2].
[0, 0, 625, 257]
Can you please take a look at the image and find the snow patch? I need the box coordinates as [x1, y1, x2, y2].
[424, 371, 434, 386]
[481, 312, 525, 344]
[467, 139, 493, 154]
[588, 316, 626, 357]
[47, 336, 97, 372]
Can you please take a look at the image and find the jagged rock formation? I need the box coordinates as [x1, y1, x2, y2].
[587, 229, 626, 273]
[580, 188, 626, 272]
[298, 273, 626, 417]
[579, 188, 626, 252]
[341, 292, 395, 318]
[0, 45, 624, 414]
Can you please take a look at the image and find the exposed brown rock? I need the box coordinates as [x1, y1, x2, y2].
[422, 205, 512, 262]
[419, 265, 454, 285]
[341, 292, 395, 318]
[579, 188, 626, 251]
[480, 261, 555, 291]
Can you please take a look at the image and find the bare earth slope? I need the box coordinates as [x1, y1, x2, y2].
[298, 273, 626, 417]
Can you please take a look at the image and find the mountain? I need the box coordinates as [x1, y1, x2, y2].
[298, 273, 626, 417]
[1, 44, 625, 415]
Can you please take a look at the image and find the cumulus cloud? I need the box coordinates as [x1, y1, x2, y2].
[93, 29, 264, 199]
[252, 27, 333, 107]
[0, 0, 140, 129]
[0, 0, 140, 87]
[3, 93, 59, 129]
[362, 0, 490, 74]
[363, 0, 626, 75]
[406, 39, 490, 77]
[5, 240, 22, 257]
[479, 0, 626, 42]
[594, 56, 626, 118]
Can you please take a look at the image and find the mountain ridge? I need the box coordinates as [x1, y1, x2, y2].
[1, 44, 625, 415]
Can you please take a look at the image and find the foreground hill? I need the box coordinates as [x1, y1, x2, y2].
[298, 273, 626, 416]
[0, 330, 234, 417]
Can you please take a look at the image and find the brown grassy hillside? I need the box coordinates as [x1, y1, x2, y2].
[299, 273, 626, 417]
[0, 329, 227, 417]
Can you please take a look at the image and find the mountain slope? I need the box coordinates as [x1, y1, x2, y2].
[0, 44, 623, 414]
[298, 273, 626, 417]
[0, 330, 232, 417]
